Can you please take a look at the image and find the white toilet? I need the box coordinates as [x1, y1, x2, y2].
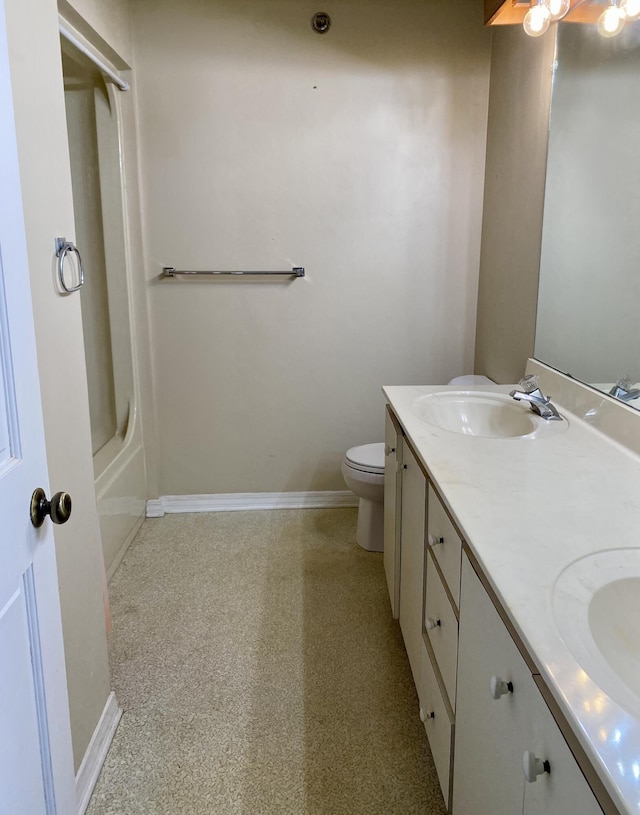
[341, 442, 385, 552]
[342, 377, 494, 553]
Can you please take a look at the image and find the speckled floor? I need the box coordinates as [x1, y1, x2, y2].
[87, 509, 446, 815]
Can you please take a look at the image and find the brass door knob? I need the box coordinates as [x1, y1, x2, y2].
[30, 488, 72, 528]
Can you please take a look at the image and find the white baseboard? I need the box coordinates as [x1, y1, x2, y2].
[146, 490, 358, 517]
[76, 691, 122, 815]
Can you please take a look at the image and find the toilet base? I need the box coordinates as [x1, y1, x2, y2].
[356, 498, 384, 552]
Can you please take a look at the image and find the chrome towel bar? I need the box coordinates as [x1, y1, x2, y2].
[161, 266, 305, 279]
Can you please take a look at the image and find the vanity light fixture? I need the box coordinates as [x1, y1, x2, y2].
[547, 0, 571, 20]
[523, 0, 551, 36]
[621, 0, 640, 19]
[522, 0, 569, 36]
[598, 0, 627, 36]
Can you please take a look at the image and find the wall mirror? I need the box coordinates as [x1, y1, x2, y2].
[534, 21, 640, 407]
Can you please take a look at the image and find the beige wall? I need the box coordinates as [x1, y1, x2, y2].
[5, 0, 111, 771]
[133, 0, 492, 496]
[474, 26, 556, 384]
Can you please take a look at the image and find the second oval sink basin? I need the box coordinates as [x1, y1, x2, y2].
[590, 577, 640, 698]
[411, 391, 566, 439]
[553, 549, 640, 718]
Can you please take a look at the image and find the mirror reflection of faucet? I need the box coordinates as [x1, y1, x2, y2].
[509, 375, 563, 421]
[608, 376, 640, 403]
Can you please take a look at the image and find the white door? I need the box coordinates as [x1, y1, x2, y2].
[0, 2, 76, 813]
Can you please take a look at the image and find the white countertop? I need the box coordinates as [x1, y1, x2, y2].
[383, 377, 640, 815]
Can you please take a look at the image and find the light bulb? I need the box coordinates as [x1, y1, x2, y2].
[622, 0, 640, 19]
[523, 2, 551, 36]
[597, 3, 626, 35]
[547, 0, 571, 20]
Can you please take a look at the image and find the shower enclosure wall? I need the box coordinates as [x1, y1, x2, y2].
[62, 40, 146, 578]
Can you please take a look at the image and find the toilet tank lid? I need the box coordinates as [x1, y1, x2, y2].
[345, 443, 385, 473]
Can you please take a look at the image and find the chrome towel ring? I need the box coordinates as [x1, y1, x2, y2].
[55, 237, 85, 293]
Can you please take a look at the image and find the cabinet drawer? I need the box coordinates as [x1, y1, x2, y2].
[420, 641, 454, 811]
[428, 487, 462, 609]
[425, 554, 459, 711]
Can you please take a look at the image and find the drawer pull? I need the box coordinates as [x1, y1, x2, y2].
[420, 707, 435, 722]
[522, 750, 550, 783]
[426, 617, 441, 630]
[428, 534, 444, 547]
[489, 675, 513, 700]
[385, 445, 396, 456]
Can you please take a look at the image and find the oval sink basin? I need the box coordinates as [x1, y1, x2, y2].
[411, 391, 566, 439]
[553, 549, 640, 717]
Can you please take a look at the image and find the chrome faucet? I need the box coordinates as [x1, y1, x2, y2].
[608, 377, 640, 403]
[509, 375, 563, 421]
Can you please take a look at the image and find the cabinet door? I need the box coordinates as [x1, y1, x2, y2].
[399, 441, 426, 688]
[383, 406, 402, 619]
[521, 677, 603, 815]
[452, 555, 531, 815]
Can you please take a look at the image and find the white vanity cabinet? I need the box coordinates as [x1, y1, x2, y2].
[398, 439, 426, 688]
[383, 405, 403, 619]
[453, 554, 603, 815]
[382, 390, 623, 815]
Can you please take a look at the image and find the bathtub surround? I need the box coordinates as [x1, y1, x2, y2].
[87, 509, 446, 815]
[133, 0, 492, 498]
[62, 54, 148, 579]
[59, 0, 158, 578]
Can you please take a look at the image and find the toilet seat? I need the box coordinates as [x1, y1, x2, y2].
[344, 443, 385, 474]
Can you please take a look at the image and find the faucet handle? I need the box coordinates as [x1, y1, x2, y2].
[518, 374, 539, 394]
